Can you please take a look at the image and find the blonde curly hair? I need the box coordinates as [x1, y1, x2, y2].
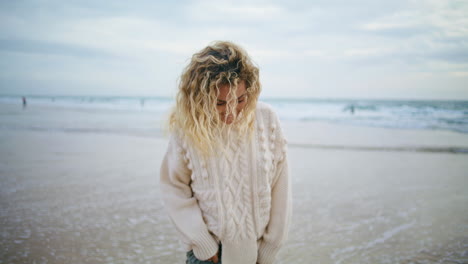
[169, 41, 261, 155]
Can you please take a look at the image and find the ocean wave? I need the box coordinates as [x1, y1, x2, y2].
[1, 95, 467, 134]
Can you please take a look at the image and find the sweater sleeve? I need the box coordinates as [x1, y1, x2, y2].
[159, 134, 219, 260]
[257, 114, 292, 264]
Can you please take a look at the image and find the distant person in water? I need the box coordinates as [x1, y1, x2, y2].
[344, 104, 355, 115]
[22, 96, 27, 109]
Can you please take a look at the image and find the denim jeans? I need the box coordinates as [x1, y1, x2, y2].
[186, 244, 222, 264]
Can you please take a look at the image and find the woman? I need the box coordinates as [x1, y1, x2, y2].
[160, 41, 292, 264]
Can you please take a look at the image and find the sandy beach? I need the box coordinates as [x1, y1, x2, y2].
[1, 103, 468, 263]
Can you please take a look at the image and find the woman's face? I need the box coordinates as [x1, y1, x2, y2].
[216, 80, 247, 124]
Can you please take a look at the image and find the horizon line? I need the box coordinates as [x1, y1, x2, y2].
[1, 93, 468, 102]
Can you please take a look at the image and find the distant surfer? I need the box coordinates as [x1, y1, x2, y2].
[22, 96, 27, 109]
[343, 104, 355, 114]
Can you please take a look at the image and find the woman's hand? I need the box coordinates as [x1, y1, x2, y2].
[207, 251, 219, 263]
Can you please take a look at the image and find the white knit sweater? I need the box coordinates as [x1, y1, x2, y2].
[160, 102, 292, 264]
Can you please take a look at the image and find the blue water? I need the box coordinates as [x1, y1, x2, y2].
[1, 95, 467, 134]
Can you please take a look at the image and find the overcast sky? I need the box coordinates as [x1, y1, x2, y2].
[1, 0, 467, 99]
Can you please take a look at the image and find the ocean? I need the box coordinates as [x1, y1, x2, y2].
[1, 95, 467, 136]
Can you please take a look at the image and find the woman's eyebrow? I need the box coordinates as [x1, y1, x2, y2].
[217, 93, 247, 103]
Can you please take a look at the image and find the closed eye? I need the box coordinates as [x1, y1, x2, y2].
[217, 99, 245, 106]
[238, 94, 247, 103]
[217, 93, 247, 106]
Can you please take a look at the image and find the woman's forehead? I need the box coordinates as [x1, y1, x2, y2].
[217, 80, 246, 99]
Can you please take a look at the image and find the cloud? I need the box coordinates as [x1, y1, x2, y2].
[0, 0, 467, 99]
[184, 0, 284, 21]
[0, 38, 119, 59]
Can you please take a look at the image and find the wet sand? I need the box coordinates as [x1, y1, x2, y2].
[1, 121, 467, 263]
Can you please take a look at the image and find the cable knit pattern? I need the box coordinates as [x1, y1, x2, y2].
[217, 134, 255, 242]
[160, 101, 292, 264]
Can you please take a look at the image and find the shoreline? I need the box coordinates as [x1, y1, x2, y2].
[1, 116, 468, 155]
[2, 125, 468, 155]
[287, 143, 468, 154]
